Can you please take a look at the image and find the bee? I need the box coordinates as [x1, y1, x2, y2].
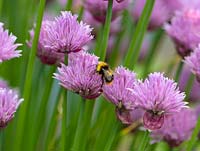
[96, 61, 114, 86]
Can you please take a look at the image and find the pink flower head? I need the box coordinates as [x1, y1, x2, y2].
[129, 72, 187, 130]
[54, 51, 102, 99]
[185, 45, 200, 82]
[0, 23, 22, 63]
[103, 66, 137, 124]
[85, 0, 129, 23]
[0, 88, 23, 128]
[165, 9, 200, 57]
[29, 11, 93, 54]
[51, 11, 93, 53]
[151, 108, 197, 147]
[28, 21, 65, 65]
[132, 0, 171, 30]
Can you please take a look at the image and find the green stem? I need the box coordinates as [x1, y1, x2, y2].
[27, 66, 56, 151]
[0, 130, 3, 151]
[109, 10, 127, 67]
[78, 5, 84, 21]
[44, 87, 62, 151]
[124, 0, 155, 69]
[174, 61, 183, 82]
[186, 117, 200, 151]
[71, 98, 86, 151]
[95, 26, 103, 56]
[14, 0, 46, 150]
[80, 100, 95, 151]
[61, 89, 67, 151]
[104, 121, 120, 151]
[185, 74, 195, 101]
[139, 130, 150, 151]
[65, 0, 73, 11]
[143, 29, 164, 77]
[61, 55, 68, 151]
[100, 0, 113, 61]
[0, 0, 3, 17]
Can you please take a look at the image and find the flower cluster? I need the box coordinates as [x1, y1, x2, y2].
[2, 0, 200, 149]
[47, 11, 188, 133]
[25, 2, 200, 148]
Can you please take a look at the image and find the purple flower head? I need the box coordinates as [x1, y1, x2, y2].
[85, 0, 129, 23]
[165, 9, 200, 57]
[132, 0, 171, 30]
[129, 72, 187, 130]
[0, 88, 23, 128]
[185, 45, 200, 82]
[0, 23, 22, 63]
[30, 11, 93, 53]
[151, 108, 197, 147]
[103, 66, 137, 124]
[50, 11, 93, 53]
[28, 21, 65, 65]
[54, 51, 102, 99]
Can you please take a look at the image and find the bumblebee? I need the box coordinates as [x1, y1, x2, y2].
[96, 61, 114, 86]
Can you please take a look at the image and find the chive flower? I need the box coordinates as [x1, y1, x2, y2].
[103, 66, 138, 124]
[54, 51, 102, 99]
[129, 72, 187, 130]
[0, 88, 23, 128]
[165, 9, 200, 57]
[0, 23, 22, 63]
[29, 11, 93, 65]
[29, 21, 65, 65]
